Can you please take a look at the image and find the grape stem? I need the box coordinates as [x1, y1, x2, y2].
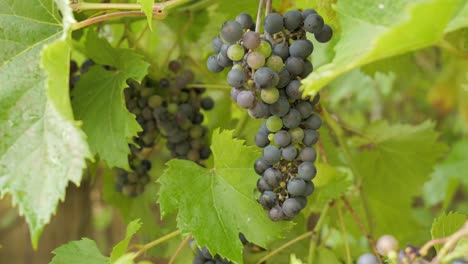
[342, 197, 382, 264]
[168, 235, 191, 264]
[320, 105, 375, 234]
[133, 230, 181, 258]
[337, 203, 353, 264]
[307, 204, 331, 264]
[255, 0, 266, 33]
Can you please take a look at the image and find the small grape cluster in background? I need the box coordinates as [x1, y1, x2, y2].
[116, 60, 214, 197]
[207, 9, 332, 221]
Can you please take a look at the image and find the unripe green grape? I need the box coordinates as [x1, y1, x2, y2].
[266, 55, 285, 72]
[266, 116, 283, 132]
[247, 51, 266, 70]
[290, 127, 304, 143]
[268, 133, 275, 142]
[232, 64, 243, 70]
[148, 95, 163, 108]
[167, 103, 178, 114]
[255, 40, 272, 58]
[261, 87, 280, 104]
[227, 44, 245, 61]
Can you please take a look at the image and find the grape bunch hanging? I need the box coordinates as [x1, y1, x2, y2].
[116, 60, 214, 197]
[207, 9, 332, 221]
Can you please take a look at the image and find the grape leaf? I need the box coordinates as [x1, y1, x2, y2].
[431, 212, 467, 252]
[424, 140, 468, 207]
[445, 1, 468, 33]
[0, 0, 91, 247]
[353, 121, 447, 242]
[110, 219, 142, 263]
[138, 0, 154, 30]
[72, 31, 149, 169]
[50, 238, 108, 264]
[308, 163, 352, 210]
[302, 0, 463, 96]
[158, 129, 291, 263]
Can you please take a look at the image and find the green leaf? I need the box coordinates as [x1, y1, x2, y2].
[308, 163, 352, 209]
[424, 140, 468, 207]
[72, 31, 149, 169]
[0, 0, 91, 247]
[158, 129, 291, 263]
[290, 254, 304, 264]
[50, 238, 109, 264]
[302, 0, 462, 96]
[431, 212, 467, 252]
[114, 253, 137, 264]
[446, 1, 468, 33]
[353, 121, 447, 242]
[110, 219, 142, 263]
[138, 0, 154, 31]
[316, 247, 341, 264]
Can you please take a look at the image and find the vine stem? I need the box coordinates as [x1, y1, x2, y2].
[431, 221, 468, 263]
[255, 0, 266, 33]
[337, 203, 353, 264]
[168, 235, 191, 264]
[70, 2, 141, 11]
[70, 0, 191, 30]
[342, 197, 382, 264]
[255, 231, 313, 264]
[133, 230, 181, 258]
[320, 105, 374, 233]
[437, 40, 468, 60]
[308, 204, 331, 264]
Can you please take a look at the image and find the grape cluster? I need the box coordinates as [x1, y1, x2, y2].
[116, 60, 214, 197]
[207, 10, 331, 221]
[193, 247, 231, 264]
[357, 234, 468, 264]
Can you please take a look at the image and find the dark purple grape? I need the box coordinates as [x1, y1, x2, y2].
[277, 67, 291, 88]
[221, 20, 243, 43]
[304, 13, 324, 34]
[264, 13, 284, 34]
[295, 101, 313, 119]
[274, 130, 291, 147]
[285, 57, 305, 76]
[259, 191, 277, 209]
[303, 113, 322, 130]
[248, 101, 270, 119]
[282, 198, 302, 217]
[283, 10, 303, 31]
[236, 13, 254, 30]
[315, 24, 333, 43]
[282, 109, 302, 129]
[269, 96, 290, 117]
[201, 97, 215, 110]
[299, 60, 314, 78]
[286, 80, 303, 100]
[254, 158, 270, 175]
[243, 31, 261, 49]
[255, 132, 270, 148]
[298, 161, 317, 181]
[263, 168, 282, 187]
[263, 145, 281, 165]
[257, 177, 273, 192]
[299, 147, 317, 162]
[289, 40, 313, 59]
[237, 90, 256, 109]
[212, 36, 223, 52]
[303, 129, 318, 146]
[281, 144, 298, 161]
[269, 206, 284, 221]
[254, 67, 279, 88]
[273, 43, 290, 61]
[227, 68, 246, 87]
